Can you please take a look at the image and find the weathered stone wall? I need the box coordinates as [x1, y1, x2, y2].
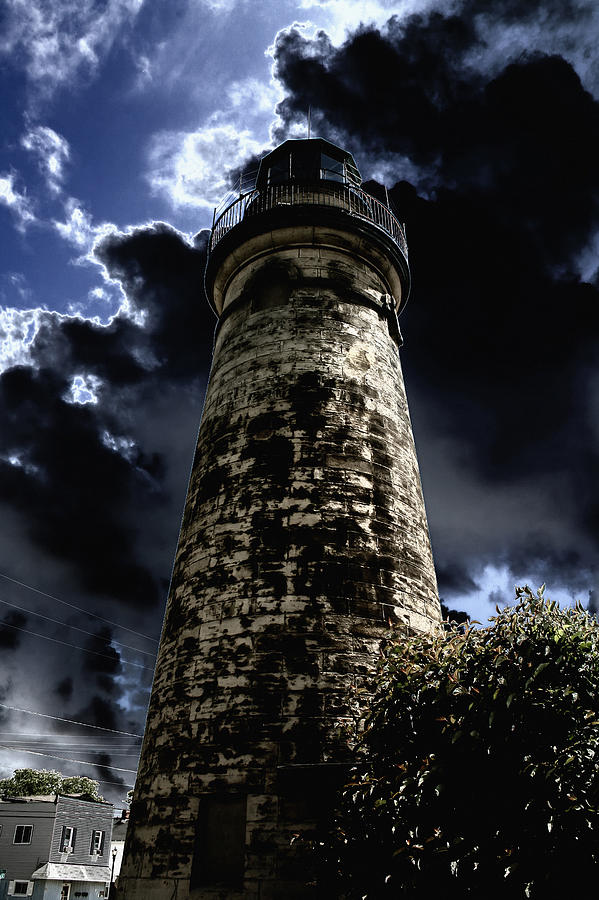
[119, 239, 440, 900]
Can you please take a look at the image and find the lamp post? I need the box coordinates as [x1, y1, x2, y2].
[110, 847, 118, 898]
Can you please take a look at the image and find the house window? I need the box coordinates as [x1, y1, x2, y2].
[13, 825, 33, 844]
[60, 825, 77, 852]
[9, 882, 33, 896]
[90, 829, 105, 855]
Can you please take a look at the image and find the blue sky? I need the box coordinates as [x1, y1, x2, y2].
[1, 0, 599, 799]
[0, 0, 408, 324]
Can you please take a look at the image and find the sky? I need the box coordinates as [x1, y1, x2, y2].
[0, 0, 598, 802]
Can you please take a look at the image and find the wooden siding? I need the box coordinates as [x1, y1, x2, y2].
[0, 801, 54, 882]
[49, 797, 113, 869]
[0, 796, 114, 897]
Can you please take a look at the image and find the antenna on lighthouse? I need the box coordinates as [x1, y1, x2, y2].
[307, 105, 311, 140]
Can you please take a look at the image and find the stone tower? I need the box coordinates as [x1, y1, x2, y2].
[119, 138, 440, 899]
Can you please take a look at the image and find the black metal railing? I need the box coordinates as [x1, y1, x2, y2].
[209, 181, 408, 257]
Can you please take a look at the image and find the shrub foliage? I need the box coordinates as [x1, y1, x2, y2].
[320, 587, 599, 898]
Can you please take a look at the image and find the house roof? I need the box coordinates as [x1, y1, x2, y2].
[0, 793, 111, 804]
[31, 863, 111, 882]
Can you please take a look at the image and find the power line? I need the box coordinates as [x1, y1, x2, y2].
[0, 571, 158, 643]
[0, 733, 141, 740]
[0, 703, 144, 737]
[0, 732, 140, 738]
[0, 743, 140, 756]
[0, 620, 155, 670]
[0, 744, 138, 774]
[0, 739, 138, 745]
[0, 738, 141, 755]
[93, 780, 135, 789]
[0, 596, 156, 658]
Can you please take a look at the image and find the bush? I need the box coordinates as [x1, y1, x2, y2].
[319, 586, 599, 898]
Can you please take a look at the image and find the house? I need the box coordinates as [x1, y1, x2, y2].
[0, 794, 113, 899]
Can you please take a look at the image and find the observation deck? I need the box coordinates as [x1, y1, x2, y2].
[205, 138, 411, 315]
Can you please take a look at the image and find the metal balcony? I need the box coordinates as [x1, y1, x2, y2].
[208, 180, 408, 259]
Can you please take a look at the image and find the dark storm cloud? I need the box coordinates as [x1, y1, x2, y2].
[0, 224, 211, 609]
[0, 224, 212, 796]
[435, 563, 480, 597]
[93, 751, 127, 790]
[72, 695, 118, 732]
[0, 611, 27, 649]
[0, 364, 163, 609]
[94, 224, 213, 380]
[272, 5, 599, 601]
[82, 627, 121, 676]
[55, 677, 73, 700]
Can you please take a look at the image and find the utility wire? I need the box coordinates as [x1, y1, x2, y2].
[0, 744, 140, 757]
[0, 739, 139, 748]
[0, 739, 138, 745]
[0, 744, 138, 773]
[0, 732, 140, 738]
[0, 733, 141, 741]
[92, 780, 135, 789]
[0, 571, 158, 643]
[0, 620, 154, 670]
[0, 597, 156, 658]
[0, 703, 144, 737]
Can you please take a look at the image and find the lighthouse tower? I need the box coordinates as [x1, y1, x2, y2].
[119, 139, 441, 899]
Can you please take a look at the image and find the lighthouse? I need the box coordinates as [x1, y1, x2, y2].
[119, 138, 441, 899]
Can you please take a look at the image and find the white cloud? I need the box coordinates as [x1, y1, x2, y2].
[0, 172, 36, 231]
[199, 0, 242, 10]
[1, 272, 33, 306]
[64, 373, 103, 405]
[573, 228, 599, 283]
[52, 198, 123, 268]
[101, 430, 137, 460]
[0, 306, 46, 370]
[53, 199, 98, 249]
[0, 0, 144, 100]
[131, 51, 153, 90]
[364, 153, 429, 190]
[147, 123, 264, 210]
[227, 77, 283, 117]
[297, 0, 422, 45]
[1, 453, 40, 477]
[21, 125, 71, 195]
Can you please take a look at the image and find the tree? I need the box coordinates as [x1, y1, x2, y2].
[0, 768, 103, 801]
[318, 587, 599, 898]
[60, 774, 103, 800]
